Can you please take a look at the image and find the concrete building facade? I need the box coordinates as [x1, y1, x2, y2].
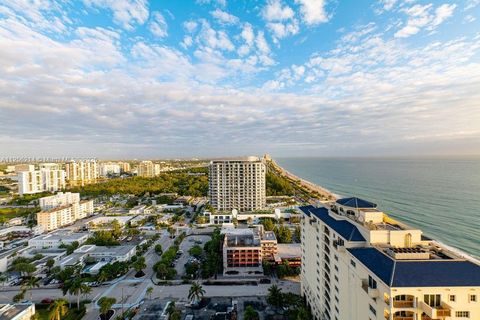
[17, 168, 66, 195]
[209, 157, 266, 212]
[65, 160, 98, 186]
[300, 197, 480, 320]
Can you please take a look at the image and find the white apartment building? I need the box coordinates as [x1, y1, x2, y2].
[65, 160, 98, 186]
[99, 162, 121, 176]
[300, 197, 480, 320]
[39, 192, 80, 210]
[28, 229, 89, 249]
[37, 192, 94, 231]
[138, 161, 155, 177]
[17, 168, 66, 195]
[209, 157, 266, 212]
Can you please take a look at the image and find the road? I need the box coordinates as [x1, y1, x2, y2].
[0, 223, 302, 319]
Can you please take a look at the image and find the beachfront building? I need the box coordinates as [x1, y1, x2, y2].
[300, 197, 480, 320]
[65, 160, 98, 186]
[208, 157, 266, 212]
[17, 167, 66, 195]
[36, 192, 94, 231]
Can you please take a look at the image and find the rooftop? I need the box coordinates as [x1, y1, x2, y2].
[30, 230, 89, 242]
[300, 205, 366, 242]
[0, 303, 34, 320]
[348, 247, 480, 287]
[336, 197, 377, 209]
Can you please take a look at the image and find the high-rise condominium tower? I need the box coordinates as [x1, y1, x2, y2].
[208, 156, 266, 212]
[65, 160, 98, 186]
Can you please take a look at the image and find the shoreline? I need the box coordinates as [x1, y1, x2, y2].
[267, 157, 338, 201]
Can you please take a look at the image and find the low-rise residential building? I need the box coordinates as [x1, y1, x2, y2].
[300, 197, 480, 320]
[58, 244, 136, 273]
[87, 216, 133, 229]
[28, 229, 89, 249]
[274, 243, 301, 267]
[0, 303, 35, 320]
[129, 205, 146, 215]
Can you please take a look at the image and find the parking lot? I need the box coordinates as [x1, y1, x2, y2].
[174, 235, 211, 279]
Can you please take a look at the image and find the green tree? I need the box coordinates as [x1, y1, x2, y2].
[188, 245, 202, 258]
[98, 297, 116, 318]
[267, 285, 283, 309]
[188, 282, 205, 303]
[64, 278, 91, 308]
[13, 289, 25, 303]
[46, 258, 55, 272]
[48, 299, 68, 320]
[133, 256, 147, 274]
[22, 276, 40, 301]
[244, 305, 259, 320]
[261, 218, 275, 231]
[146, 287, 153, 299]
[168, 226, 175, 238]
[154, 244, 163, 255]
[111, 219, 122, 238]
[97, 270, 109, 283]
[166, 301, 176, 315]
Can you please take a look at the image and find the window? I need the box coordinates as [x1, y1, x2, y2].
[455, 311, 470, 318]
[368, 276, 377, 289]
[350, 260, 356, 267]
[369, 304, 376, 316]
[470, 295, 477, 302]
[424, 294, 441, 307]
[449, 295, 456, 302]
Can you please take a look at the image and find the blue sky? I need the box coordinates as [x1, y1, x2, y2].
[0, 0, 479, 158]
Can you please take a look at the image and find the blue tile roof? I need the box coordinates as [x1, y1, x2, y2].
[336, 197, 377, 209]
[299, 205, 366, 242]
[348, 247, 480, 287]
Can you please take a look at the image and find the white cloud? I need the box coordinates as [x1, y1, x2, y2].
[256, 31, 270, 54]
[262, 0, 295, 21]
[395, 3, 456, 38]
[83, 0, 149, 30]
[295, 0, 329, 25]
[267, 19, 300, 40]
[431, 4, 456, 27]
[210, 9, 239, 25]
[149, 12, 168, 38]
[184, 20, 198, 33]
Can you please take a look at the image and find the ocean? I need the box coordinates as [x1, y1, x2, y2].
[275, 157, 480, 258]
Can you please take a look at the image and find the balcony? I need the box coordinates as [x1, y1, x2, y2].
[392, 300, 415, 308]
[392, 317, 414, 320]
[361, 281, 379, 298]
[419, 301, 451, 318]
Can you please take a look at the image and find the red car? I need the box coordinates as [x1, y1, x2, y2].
[41, 298, 54, 304]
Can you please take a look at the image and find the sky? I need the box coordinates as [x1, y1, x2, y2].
[0, 0, 479, 159]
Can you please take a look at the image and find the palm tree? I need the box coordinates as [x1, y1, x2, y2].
[244, 305, 259, 320]
[188, 282, 205, 304]
[22, 276, 40, 301]
[98, 296, 116, 319]
[166, 301, 176, 315]
[267, 285, 283, 309]
[97, 270, 109, 283]
[146, 287, 153, 300]
[13, 289, 25, 303]
[133, 256, 147, 274]
[67, 278, 92, 309]
[48, 298, 68, 320]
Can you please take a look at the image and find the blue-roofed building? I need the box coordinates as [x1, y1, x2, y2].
[299, 197, 480, 320]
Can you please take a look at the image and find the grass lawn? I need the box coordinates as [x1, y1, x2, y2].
[0, 207, 39, 224]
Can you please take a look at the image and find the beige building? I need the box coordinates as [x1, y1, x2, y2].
[138, 161, 155, 177]
[119, 162, 131, 173]
[37, 192, 94, 231]
[209, 157, 266, 212]
[17, 168, 66, 195]
[65, 160, 98, 186]
[300, 197, 480, 320]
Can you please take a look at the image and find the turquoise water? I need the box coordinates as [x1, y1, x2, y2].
[275, 157, 480, 258]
